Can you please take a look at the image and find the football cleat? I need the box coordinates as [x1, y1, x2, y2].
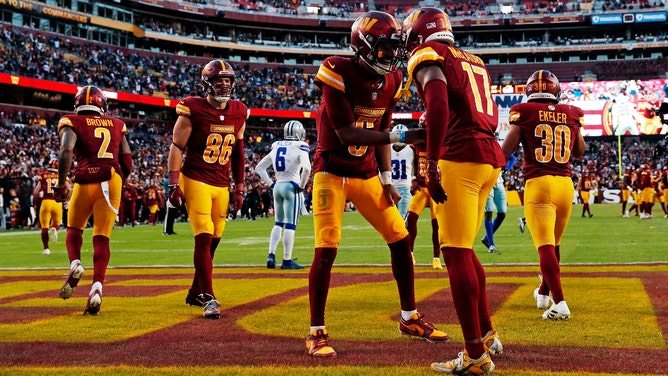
[280, 259, 304, 270]
[518, 217, 526, 233]
[266, 253, 276, 269]
[483, 330, 503, 355]
[42, 248, 51, 255]
[83, 287, 102, 316]
[431, 350, 495, 374]
[48, 227, 58, 243]
[185, 290, 204, 307]
[59, 261, 84, 299]
[542, 300, 570, 320]
[306, 329, 337, 358]
[488, 245, 497, 253]
[533, 275, 552, 309]
[201, 293, 221, 319]
[432, 257, 443, 270]
[481, 237, 490, 249]
[399, 312, 449, 342]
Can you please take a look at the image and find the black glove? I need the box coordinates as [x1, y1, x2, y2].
[426, 160, 447, 203]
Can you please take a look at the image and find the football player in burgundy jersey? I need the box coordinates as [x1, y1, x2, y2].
[305, 11, 447, 359]
[33, 159, 62, 255]
[405, 114, 442, 270]
[403, 7, 506, 374]
[502, 70, 586, 324]
[55, 85, 133, 316]
[167, 59, 248, 319]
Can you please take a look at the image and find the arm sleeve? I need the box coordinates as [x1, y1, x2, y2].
[423, 79, 449, 160]
[504, 153, 517, 171]
[120, 153, 133, 179]
[299, 151, 312, 189]
[232, 137, 245, 185]
[254, 154, 274, 187]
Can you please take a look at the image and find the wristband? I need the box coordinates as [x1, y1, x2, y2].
[389, 130, 406, 144]
[168, 170, 180, 185]
[399, 130, 406, 143]
[380, 171, 393, 185]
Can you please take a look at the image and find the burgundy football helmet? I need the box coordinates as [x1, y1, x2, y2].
[402, 7, 455, 53]
[201, 59, 236, 102]
[74, 85, 108, 115]
[350, 11, 402, 75]
[526, 70, 561, 103]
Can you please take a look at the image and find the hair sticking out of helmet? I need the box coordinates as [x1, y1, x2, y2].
[74, 86, 108, 115]
[402, 7, 455, 53]
[284, 120, 306, 141]
[350, 11, 402, 76]
[201, 59, 236, 103]
[525, 70, 561, 103]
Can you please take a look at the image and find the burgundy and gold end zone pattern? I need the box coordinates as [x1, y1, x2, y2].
[0, 265, 666, 375]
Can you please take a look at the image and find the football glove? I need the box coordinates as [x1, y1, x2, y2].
[232, 183, 245, 213]
[168, 184, 184, 208]
[54, 184, 71, 203]
[426, 160, 447, 203]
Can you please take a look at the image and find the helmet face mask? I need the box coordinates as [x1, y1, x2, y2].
[350, 11, 402, 75]
[402, 7, 455, 54]
[284, 120, 306, 141]
[74, 86, 108, 115]
[201, 59, 236, 103]
[526, 70, 561, 102]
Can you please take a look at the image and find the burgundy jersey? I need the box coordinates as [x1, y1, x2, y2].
[37, 169, 59, 200]
[176, 96, 248, 187]
[145, 187, 159, 206]
[413, 142, 428, 187]
[406, 41, 505, 167]
[639, 169, 652, 189]
[313, 56, 402, 178]
[57, 114, 127, 184]
[508, 101, 584, 180]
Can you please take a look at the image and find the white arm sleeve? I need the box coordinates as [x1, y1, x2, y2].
[254, 154, 275, 187]
[298, 151, 312, 189]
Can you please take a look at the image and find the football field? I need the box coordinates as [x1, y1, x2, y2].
[0, 204, 666, 375]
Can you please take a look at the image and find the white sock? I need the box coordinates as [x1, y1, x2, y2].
[401, 310, 417, 321]
[310, 325, 326, 333]
[70, 259, 81, 269]
[269, 225, 282, 254]
[91, 281, 103, 294]
[282, 228, 295, 260]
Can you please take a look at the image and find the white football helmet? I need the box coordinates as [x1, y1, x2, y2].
[391, 123, 408, 146]
[284, 120, 306, 141]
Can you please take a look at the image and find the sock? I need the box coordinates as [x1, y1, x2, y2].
[388, 236, 416, 311]
[484, 219, 494, 245]
[538, 244, 564, 303]
[92, 235, 110, 284]
[309, 247, 337, 327]
[492, 213, 506, 232]
[41, 228, 49, 249]
[193, 233, 214, 296]
[66, 228, 84, 262]
[282, 228, 295, 260]
[91, 281, 103, 294]
[431, 218, 440, 258]
[401, 309, 417, 321]
[269, 224, 282, 254]
[309, 325, 325, 333]
[443, 246, 485, 357]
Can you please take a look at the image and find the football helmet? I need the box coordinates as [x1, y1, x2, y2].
[350, 11, 402, 75]
[284, 120, 306, 141]
[391, 123, 408, 146]
[201, 59, 236, 102]
[402, 7, 455, 53]
[74, 85, 107, 115]
[526, 70, 561, 103]
[47, 159, 58, 171]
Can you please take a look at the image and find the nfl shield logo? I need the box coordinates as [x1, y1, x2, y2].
[220, 115, 225, 121]
[371, 92, 378, 100]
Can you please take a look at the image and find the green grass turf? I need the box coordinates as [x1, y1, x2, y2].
[1, 203, 666, 269]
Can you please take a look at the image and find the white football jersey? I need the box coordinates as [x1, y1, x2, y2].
[255, 140, 311, 188]
[390, 145, 415, 188]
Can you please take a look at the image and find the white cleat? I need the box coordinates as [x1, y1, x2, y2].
[542, 300, 571, 320]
